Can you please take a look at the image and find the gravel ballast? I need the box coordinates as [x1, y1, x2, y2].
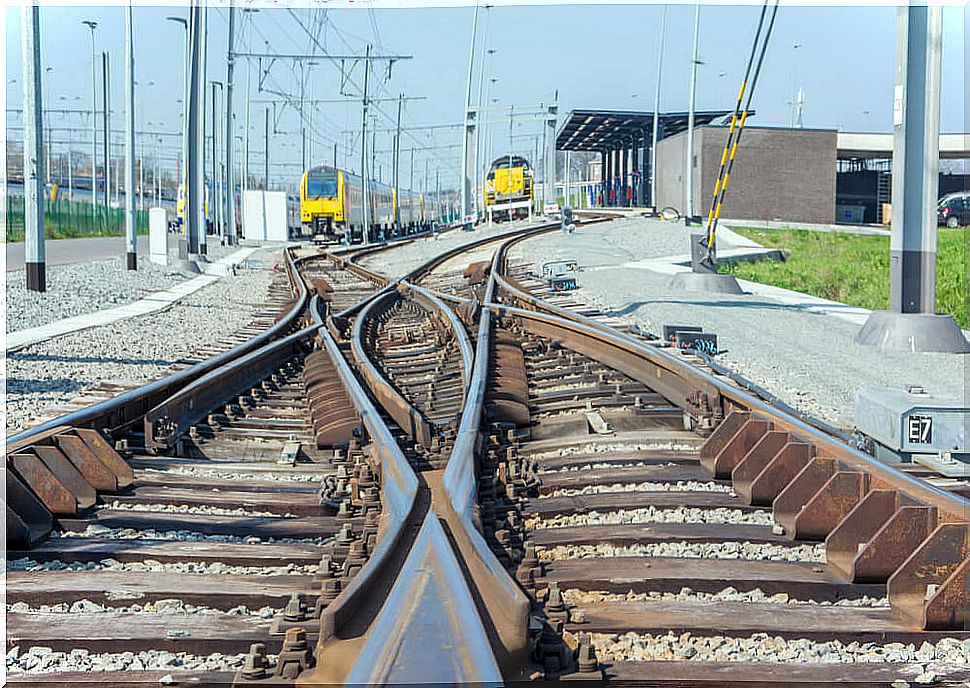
[7, 557, 318, 576]
[509, 217, 968, 428]
[540, 481, 735, 498]
[585, 631, 969, 669]
[6, 245, 239, 333]
[538, 541, 826, 563]
[527, 506, 774, 529]
[52, 524, 331, 546]
[6, 258, 187, 333]
[563, 587, 890, 608]
[6, 647, 257, 676]
[358, 219, 547, 279]
[5, 253, 277, 432]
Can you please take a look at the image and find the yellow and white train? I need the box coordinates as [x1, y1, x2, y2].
[300, 165, 430, 244]
[484, 155, 533, 222]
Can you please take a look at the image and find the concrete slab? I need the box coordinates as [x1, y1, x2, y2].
[5, 247, 260, 353]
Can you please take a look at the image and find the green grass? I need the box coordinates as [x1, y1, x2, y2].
[719, 227, 969, 328]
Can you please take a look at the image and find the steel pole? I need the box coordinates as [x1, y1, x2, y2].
[543, 99, 557, 212]
[186, 3, 203, 255]
[211, 82, 219, 241]
[23, 3, 46, 291]
[361, 44, 372, 245]
[102, 52, 110, 210]
[394, 92, 402, 231]
[685, 2, 700, 221]
[891, 5, 941, 315]
[84, 21, 98, 210]
[460, 3, 480, 230]
[225, 4, 236, 244]
[198, 5, 208, 254]
[474, 9, 491, 220]
[650, 6, 667, 210]
[124, 5, 137, 269]
[856, 5, 967, 352]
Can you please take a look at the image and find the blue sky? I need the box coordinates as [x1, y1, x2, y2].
[5, 3, 966, 189]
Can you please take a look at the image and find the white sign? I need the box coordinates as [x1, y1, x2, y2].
[149, 208, 168, 266]
[892, 84, 904, 127]
[243, 190, 289, 242]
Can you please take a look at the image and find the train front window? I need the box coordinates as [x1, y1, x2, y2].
[308, 176, 338, 198]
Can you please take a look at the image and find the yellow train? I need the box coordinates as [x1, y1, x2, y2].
[300, 165, 429, 244]
[484, 155, 533, 222]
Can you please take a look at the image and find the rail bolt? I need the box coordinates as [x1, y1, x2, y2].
[276, 627, 314, 679]
[577, 633, 599, 673]
[545, 581, 569, 623]
[284, 593, 307, 622]
[241, 642, 270, 680]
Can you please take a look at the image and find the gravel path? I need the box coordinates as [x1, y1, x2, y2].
[509, 217, 967, 428]
[5, 251, 278, 433]
[6, 244, 239, 333]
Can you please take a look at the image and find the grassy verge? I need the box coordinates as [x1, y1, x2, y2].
[719, 227, 968, 328]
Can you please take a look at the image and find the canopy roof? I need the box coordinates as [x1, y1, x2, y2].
[556, 109, 734, 151]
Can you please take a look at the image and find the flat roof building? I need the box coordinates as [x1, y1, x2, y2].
[557, 109, 969, 225]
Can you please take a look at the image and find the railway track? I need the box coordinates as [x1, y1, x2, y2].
[6, 217, 969, 686]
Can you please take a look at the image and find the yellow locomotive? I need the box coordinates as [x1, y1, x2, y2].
[484, 155, 533, 222]
[300, 165, 428, 244]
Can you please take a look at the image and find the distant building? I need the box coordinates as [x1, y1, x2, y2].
[557, 109, 970, 225]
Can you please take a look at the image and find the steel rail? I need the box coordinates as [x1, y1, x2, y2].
[142, 323, 320, 452]
[440, 267, 532, 677]
[8, 247, 311, 445]
[350, 289, 438, 448]
[312, 288, 506, 685]
[343, 511, 504, 687]
[299, 296, 422, 686]
[488, 263, 970, 521]
[403, 281, 475, 387]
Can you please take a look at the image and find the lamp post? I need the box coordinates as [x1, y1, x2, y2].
[166, 15, 189, 249]
[649, 6, 667, 210]
[44, 66, 53, 185]
[82, 20, 98, 208]
[685, 2, 701, 222]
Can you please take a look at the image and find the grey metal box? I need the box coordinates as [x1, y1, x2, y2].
[854, 386, 967, 456]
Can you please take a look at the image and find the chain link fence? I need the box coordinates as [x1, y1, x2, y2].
[6, 193, 149, 242]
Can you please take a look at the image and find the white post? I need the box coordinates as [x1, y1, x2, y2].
[124, 5, 137, 269]
[685, 2, 700, 221]
[361, 44, 372, 245]
[650, 6, 667, 210]
[23, 3, 46, 291]
[225, 5, 236, 244]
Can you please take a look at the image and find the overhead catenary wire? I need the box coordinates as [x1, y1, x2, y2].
[700, 0, 779, 267]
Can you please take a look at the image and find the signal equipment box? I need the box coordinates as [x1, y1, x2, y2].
[854, 386, 968, 477]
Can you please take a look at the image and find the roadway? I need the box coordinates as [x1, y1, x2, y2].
[6, 235, 159, 272]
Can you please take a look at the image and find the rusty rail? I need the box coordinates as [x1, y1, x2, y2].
[298, 295, 422, 686]
[490, 225, 969, 631]
[143, 323, 320, 452]
[440, 268, 532, 678]
[8, 247, 311, 445]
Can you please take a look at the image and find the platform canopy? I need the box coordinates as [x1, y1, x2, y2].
[556, 109, 733, 151]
